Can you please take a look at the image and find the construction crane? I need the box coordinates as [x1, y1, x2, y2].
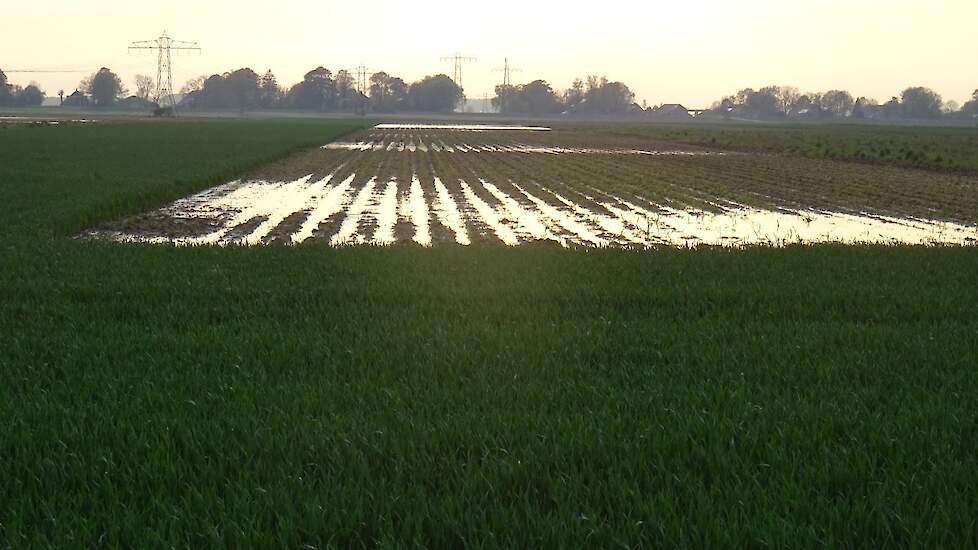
[128, 31, 201, 113]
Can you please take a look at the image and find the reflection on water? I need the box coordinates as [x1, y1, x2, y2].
[0, 116, 97, 125]
[323, 140, 721, 156]
[88, 168, 978, 248]
[640, 204, 978, 246]
[432, 177, 471, 245]
[374, 124, 551, 131]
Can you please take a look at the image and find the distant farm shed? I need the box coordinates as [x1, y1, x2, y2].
[118, 96, 156, 111]
[788, 97, 824, 120]
[62, 90, 90, 108]
[648, 104, 692, 120]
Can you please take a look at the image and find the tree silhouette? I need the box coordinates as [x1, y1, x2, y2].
[86, 68, 126, 107]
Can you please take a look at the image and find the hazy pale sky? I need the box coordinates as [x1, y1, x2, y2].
[2, 0, 976, 106]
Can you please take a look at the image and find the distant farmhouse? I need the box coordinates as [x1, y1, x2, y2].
[62, 90, 90, 108]
[118, 96, 156, 111]
[648, 103, 692, 120]
[787, 96, 824, 120]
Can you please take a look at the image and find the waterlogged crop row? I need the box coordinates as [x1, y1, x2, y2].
[89, 129, 978, 247]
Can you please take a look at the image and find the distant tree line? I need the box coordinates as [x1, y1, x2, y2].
[493, 76, 639, 116]
[8, 63, 978, 123]
[178, 67, 463, 114]
[5, 65, 461, 114]
[702, 85, 978, 122]
[961, 90, 978, 116]
[0, 69, 45, 107]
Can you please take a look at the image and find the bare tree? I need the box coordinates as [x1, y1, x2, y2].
[335, 70, 355, 98]
[821, 90, 855, 117]
[134, 75, 154, 101]
[562, 78, 585, 109]
[78, 75, 93, 94]
[181, 75, 207, 94]
[772, 86, 800, 115]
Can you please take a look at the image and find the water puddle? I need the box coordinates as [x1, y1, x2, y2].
[547, 188, 651, 246]
[291, 174, 357, 244]
[374, 179, 400, 245]
[646, 204, 978, 246]
[324, 140, 719, 156]
[331, 177, 378, 245]
[459, 180, 520, 245]
[408, 175, 432, 246]
[0, 116, 97, 125]
[513, 183, 607, 247]
[88, 146, 978, 248]
[432, 177, 471, 245]
[186, 175, 314, 245]
[240, 174, 337, 245]
[374, 124, 551, 131]
[479, 180, 564, 245]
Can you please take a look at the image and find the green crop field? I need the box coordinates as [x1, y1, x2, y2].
[2, 120, 978, 547]
[624, 122, 978, 174]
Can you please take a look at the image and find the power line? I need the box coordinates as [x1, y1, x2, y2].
[128, 31, 201, 113]
[440, 52, 477, 90]
[341, 65, 372, 115]
[4, 70, 88, 74]
[493, 58, 522, 87]
[341, 65, 373, 95]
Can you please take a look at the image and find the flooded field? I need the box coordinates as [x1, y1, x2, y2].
[374, 123, 552, 131]
[0, 116, 96, 126]
[88, 125, 978, 247]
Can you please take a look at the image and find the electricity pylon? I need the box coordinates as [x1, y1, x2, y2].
[129, 31, 200, 112]
[493, 58, 522, 87]
[440, 52, 477, 90]
[342, 65, 372, 116]
[343, 65, 372, 95]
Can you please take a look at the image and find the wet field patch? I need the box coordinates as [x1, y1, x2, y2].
[87, 127, 978, 247]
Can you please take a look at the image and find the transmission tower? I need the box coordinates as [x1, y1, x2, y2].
[440, 52, 477, 89]
[493, 58, 522, 87]
[128, 31, 200, 112]
[339, 65, 372, 115]
[343, 65, 372, 95]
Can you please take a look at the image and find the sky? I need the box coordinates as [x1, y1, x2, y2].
[2, 0, 977, 107]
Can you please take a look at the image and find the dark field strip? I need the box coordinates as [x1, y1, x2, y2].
[334, 128, 978, 224]
[624, 122, 978, 174]
[2, 121, 978, 547]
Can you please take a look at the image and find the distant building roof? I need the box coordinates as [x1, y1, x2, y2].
[62, 90, 90, 106]
[648, 103, 691, 119]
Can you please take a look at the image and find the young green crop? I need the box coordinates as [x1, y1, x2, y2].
[2, 120, 978, 547]
[623, 122, 978, 173]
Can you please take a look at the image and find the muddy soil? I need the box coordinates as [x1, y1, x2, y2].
[86, 127, 978, 247]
